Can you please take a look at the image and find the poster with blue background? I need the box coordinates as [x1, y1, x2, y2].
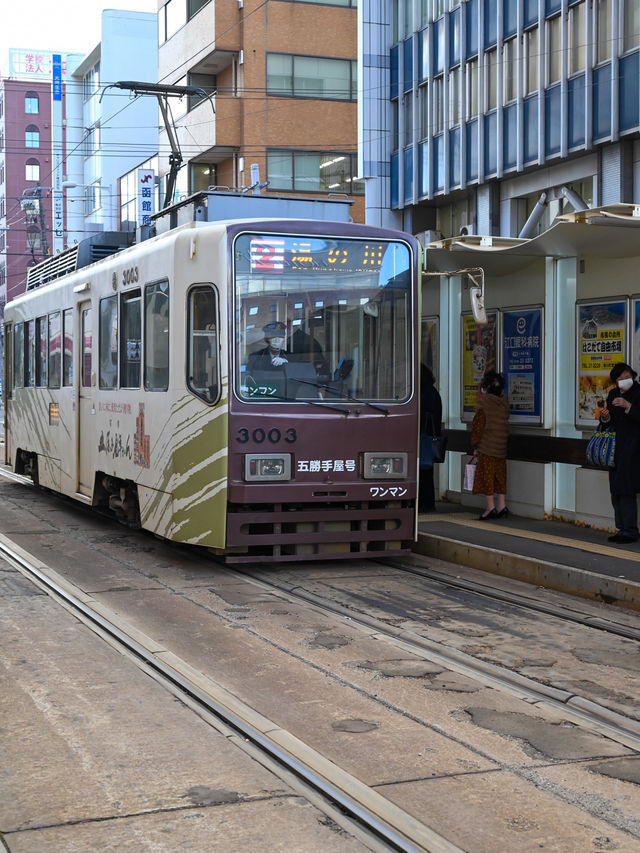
[503, 307, 543, 423]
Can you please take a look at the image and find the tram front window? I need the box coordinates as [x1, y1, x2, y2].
[234, 233, 413, 403]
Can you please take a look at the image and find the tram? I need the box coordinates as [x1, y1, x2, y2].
[3, 216, 420, 561]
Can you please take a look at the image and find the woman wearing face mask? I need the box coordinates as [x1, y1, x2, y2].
[599, 362, 640, 543]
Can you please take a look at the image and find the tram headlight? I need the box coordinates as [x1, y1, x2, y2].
[244, 453, 292, 481]
[363, 452, 408, 479]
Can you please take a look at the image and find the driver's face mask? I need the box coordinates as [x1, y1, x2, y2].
[269, 337, 285, 350]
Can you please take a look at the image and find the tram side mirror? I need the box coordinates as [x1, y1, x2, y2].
[334, 358, 354, 382]
[470, 286, 487, 325]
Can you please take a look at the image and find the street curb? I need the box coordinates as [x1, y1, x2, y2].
[414, 531, 640, 612]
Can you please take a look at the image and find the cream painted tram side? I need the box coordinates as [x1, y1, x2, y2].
[4, 218, 420, 561]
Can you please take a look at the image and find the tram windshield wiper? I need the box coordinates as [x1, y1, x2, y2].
[293, 378, 390, 415]
[264, 390, 351, 415]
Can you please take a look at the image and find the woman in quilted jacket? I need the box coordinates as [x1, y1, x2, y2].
[599, 362, 640, 543]
[471, 370, 510, 520]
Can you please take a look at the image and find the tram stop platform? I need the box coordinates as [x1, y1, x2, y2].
[415, 504, 640, 612]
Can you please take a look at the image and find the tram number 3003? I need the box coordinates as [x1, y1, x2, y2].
[236, 427, 297, 444]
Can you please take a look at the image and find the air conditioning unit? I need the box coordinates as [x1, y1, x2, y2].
[459, 223, 475, 237]
[415, 229, 443, 247]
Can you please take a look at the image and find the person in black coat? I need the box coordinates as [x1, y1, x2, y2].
[599, 362, 640, 543]
[247, 321, 295, 374]
[419, 365, 443, 513]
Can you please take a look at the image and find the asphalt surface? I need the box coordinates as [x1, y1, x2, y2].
[417, 503, 640, 610]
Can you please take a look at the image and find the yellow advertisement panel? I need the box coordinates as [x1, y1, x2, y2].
[576, 300, 627, 426]
[462, 311, 498, 418]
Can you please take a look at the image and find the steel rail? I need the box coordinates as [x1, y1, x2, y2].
[0, 533, 462, 853]
[379, 559, 640, 642]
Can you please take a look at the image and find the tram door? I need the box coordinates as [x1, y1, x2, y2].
[77, 302, 94, 496]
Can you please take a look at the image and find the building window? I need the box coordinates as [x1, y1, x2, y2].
[449, 66, 461, 125]
[82, 62, 100, 102]
[485, 49, 498, 110]
[25, 124, 40, 148]
[433, 76, 444, 133]
[420, 84, 429, 138]
[187, 72, 217, 111]
[596, 0, 612, 63]
[25, 159, 40, 182]
[266, 54, 357, 100]
[403, 93, 413, 142]
[524, 27, 539, 95]
[547, 15, 561, 84]
[84, 124, 100, 158]
[568, 1, 586, 74]
[190, 163, 217, 192]
[623, 0, 640, 51]
[267, 150, 363, 194]
[159, 0, 211, 43]
[25, 92, 39, 114]
[83, 183, 103, 215]
[503, 38, 517, 102]
[466, 58, 478, 118]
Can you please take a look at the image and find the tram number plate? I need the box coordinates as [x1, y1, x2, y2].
[236, 427, 297, 444]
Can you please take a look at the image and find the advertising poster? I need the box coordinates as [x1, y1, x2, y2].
[462, 311, 498, 420]
[631, 298, 640, 378]
[502, 307, 543, 423]
[576, 299, 627, 426]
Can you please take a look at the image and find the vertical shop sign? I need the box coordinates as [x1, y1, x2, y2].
[576, 299, 627, 426]
[502, 307, 543, 423]
[461, 311, 498, 420]
[138, 169, 155, 226]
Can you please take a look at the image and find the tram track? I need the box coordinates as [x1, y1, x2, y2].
[237, 564, 640, 752]
[375, 558, 640, 643]
[0, 532, 463, 853]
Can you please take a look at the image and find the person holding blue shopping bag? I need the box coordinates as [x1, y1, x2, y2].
[599, 362, 640, 544]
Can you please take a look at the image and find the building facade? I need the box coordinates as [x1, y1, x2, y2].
[0, 53, 80, 305]
[67, 10, 158, 240]
[157, 0, 363, 220]
[361, 0, 640, 237]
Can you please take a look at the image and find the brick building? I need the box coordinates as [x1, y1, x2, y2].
[157, 0, 363, 220]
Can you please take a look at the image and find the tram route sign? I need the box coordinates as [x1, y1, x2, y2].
[502, 306, 543, 424]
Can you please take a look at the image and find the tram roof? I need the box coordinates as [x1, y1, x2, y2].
[424, 203, 640, 276]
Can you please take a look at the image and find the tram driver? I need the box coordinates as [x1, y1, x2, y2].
[246, 321, 295, 373]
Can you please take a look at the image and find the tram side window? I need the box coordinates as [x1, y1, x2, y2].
[120, 290, 141, 388]
[48, 312, 61, 389]
[13, 323, 24, 388]
[24, 320, 35, 387]
[99, 296, 118, 389]
[35, 316, 47, 387]
[63, 308, 73, 386]
[144, 280, 169, 391]
[187, 285, 219, 404]
[82, 308, 92, 387]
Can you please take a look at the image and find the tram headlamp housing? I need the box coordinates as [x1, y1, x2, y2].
[244, 453, 292, 481]
[363, 452, 408, 479]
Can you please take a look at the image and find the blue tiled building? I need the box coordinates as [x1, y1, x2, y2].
[360, 0, 640, 238]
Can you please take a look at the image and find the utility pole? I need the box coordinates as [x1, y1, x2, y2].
[21, 187, 51, 261]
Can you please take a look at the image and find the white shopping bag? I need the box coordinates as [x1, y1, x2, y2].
[463, 461, 476, 491]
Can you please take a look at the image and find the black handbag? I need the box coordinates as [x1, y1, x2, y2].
[420, 415, 447, 464]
